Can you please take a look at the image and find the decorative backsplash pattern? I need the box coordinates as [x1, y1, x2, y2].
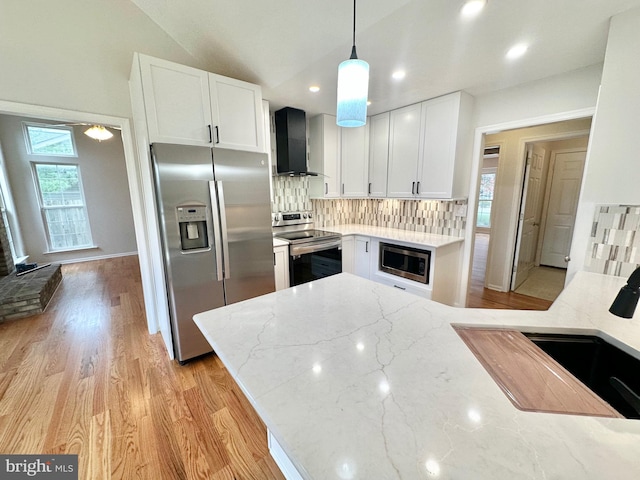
[272, 177, 467, 237]
[585, 205, 640, 277]
[272, 176, 312, 212]
[312, 198, 467, 238]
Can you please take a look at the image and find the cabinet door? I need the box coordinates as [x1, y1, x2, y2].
[387, 103, 422, 198]
[209, 74, 265, 153]
[341, 125, 369, 197]
[341, 236, 355, 273]
[354, 236, 371, 278]
[138, 54, 212, 146]
[417, 94, 458, 198]
[273, 245, 290, 291]
[309, 115, 341, 198]
[368, 113, 389, 197]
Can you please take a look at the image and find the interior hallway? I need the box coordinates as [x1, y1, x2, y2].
[467, 233, 553, 310]
[0, 256, 283, 480]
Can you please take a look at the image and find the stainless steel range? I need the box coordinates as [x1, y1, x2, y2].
[272, 211, 342, 286]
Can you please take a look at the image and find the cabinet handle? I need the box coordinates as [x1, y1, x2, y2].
[393, 285, 406, 291]
[411, 182, 416, 195]
[416, 181, 420, 195]
[273, 252, 276, 266]
[325, 183, 328, 195]
[365, 241, 369, 253]
[368, 182, 372, 195]
[208, 124, 213, 144]
[342, 183, 344, 195]
[214, 126, 220, 144]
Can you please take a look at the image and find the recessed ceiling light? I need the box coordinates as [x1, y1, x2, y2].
[367, 100, 372, 106]
[461, 0, 487, 17]
[506, 43, 528, 60]
[392, 70, 406, 80]
[309, 85, 320, 93]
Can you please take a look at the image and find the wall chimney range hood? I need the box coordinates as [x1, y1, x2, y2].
[274, 107, 318, 176]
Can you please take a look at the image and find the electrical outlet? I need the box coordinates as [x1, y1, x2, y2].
[455, 204, 467, 217]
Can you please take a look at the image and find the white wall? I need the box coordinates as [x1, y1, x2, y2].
[0, 115, 137, 263]
[0, 0, 204, 119]
[569, 8, 640, 280]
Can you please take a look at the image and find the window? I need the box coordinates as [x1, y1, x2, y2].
[477, 168, 497, 229]
[24, 123, 77, 157]
[33, 163, 93, 251]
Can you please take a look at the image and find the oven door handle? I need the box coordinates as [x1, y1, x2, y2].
[289, 238, 342, 256]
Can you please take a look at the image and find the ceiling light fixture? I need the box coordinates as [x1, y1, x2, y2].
[461, 0, 487, 17]
[309, 86, 320, 93]
[392, 70, 406, 80]
[84, 125, 113, 141]
[506, 43, 528, 60]
[336, 0, 369, 128]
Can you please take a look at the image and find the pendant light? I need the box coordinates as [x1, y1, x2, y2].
[336, 0, 369, 127]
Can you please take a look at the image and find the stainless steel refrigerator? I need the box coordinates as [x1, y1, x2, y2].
[151, 143, 275, 363]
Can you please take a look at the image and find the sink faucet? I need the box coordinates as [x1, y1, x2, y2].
[609, 266, 640, 318]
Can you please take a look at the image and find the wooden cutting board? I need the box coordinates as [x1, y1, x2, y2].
[454, 326, 622, 418]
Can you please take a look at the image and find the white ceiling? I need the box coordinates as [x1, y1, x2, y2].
[129, 0, 640, 117]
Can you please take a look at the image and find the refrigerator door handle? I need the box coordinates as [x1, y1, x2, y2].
[208, 181, 224, 281]
[216, 180, 231, 279]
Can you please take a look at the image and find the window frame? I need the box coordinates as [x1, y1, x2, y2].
[23, 122, 78, 157]
[31, 162, 94, 253]
[477, 166, 497, 231]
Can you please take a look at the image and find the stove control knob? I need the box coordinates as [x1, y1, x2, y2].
[302, 213, 308, 219]
[274, 214, 280, 222]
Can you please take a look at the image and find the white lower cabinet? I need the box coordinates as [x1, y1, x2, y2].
[274, 245, 290, 291]
[341, 235, 371, 278]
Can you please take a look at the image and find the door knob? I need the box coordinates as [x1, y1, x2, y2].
[564, 256, 571, 262]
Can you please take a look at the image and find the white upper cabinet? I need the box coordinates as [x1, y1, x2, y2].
[138, 54, 212, 146]
[341, 125, 369, 197]
[135, 54, 264, 152]
[309, 114, 341, 198]
[387, 103, 423, 198]
[386, 91, 473, 199]
[368, 112, 390, 197]
[417, 92, 473, 199]
[209, 74, 265, 153]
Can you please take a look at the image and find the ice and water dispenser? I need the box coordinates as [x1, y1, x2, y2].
[176, 205, 209, 251]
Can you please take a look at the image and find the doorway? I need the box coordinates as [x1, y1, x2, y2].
[469, 117, 592, 306]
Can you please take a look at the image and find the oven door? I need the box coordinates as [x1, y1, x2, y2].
[289, 239, 342, 286]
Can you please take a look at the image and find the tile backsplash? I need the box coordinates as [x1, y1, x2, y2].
[271, 176, 467, 237]
[312, 198, 467, 238]
[585, 205, 640, 277]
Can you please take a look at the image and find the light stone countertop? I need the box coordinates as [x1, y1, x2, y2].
[194, 271, 640, 479]
[273, 237, 289, 247]
[322, 224, 464, 248]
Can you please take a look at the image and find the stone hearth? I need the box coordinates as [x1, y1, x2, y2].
[0, 264, 62, 322]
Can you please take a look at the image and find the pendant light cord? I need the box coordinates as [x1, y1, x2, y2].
[350, 0, 358, 59]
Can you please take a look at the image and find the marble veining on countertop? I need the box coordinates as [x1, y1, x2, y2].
[323, 224, 464, 248]
[194, 271, 640, 479]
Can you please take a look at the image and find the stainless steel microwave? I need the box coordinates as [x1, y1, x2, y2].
[379, 242, 431, 284]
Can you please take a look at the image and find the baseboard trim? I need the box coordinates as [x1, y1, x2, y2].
[54, 251, 138, 265]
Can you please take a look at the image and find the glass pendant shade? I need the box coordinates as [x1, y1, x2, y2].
[336, 58, 369, 127]
[84, 125, 113, 141]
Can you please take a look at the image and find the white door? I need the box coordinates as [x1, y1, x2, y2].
[540, 150, 587, 268]
[513, 145, 546, 289]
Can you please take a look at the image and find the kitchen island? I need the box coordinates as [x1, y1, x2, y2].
[194, 271, 640, 479]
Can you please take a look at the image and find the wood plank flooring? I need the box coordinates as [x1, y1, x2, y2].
[466, 233, 552, 310]
[0, 256, 284, 480]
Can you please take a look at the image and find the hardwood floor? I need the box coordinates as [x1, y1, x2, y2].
[0, 256, 284, 480]
[466, 233, 552, 310]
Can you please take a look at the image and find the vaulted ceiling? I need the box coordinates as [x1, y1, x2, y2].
[129, 0, 640, 116]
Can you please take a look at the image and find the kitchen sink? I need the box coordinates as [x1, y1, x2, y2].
[523, 333, 640, 419]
